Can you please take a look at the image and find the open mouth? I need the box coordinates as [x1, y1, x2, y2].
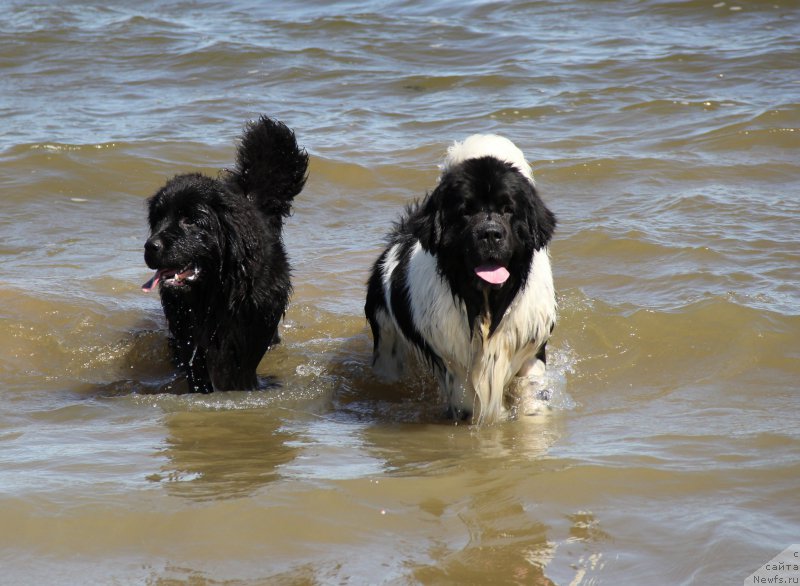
[474, 264, 510, 286]
[141, 266, 200, 292]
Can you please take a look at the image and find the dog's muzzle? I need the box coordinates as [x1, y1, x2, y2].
[472, 220, 512, 286]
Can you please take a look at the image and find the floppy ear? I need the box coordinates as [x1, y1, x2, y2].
[523, 184, 556, 250]
[212, 200, 261, 306]
[415, 206, 443, 252]
[405, 187, 444, 252]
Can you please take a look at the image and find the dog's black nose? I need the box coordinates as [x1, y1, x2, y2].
[144, 237, 162, 267]
[144, 238, 161, 254]
[476, 223, 506, 244]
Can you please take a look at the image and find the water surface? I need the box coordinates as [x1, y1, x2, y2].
[1, 1, 799, 584]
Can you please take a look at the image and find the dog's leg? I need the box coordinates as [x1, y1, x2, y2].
[517, 343, 547, 379]
[435, 365, 472, 421]
[163, 300, 214, 393]
[185, 345, 213, 394]
[464, 320, 514, 424]
[515, 343, 552, 414]
[369, 309, 408, 382]
[171, 335, 212, 393]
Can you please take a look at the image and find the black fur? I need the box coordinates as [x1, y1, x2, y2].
[143, 116, 308, 393]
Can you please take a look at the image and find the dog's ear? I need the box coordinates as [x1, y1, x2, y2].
[211, 200, 261, 305]
[522, 183, 556, 250]
[404, 188, 443, 252]
[415, 206, 443, 252]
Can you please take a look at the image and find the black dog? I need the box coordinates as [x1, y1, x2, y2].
[143, 116, 308, 393]
[365, 134, 556, 424]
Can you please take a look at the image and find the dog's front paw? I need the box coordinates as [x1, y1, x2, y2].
[514, 375, 552, 416]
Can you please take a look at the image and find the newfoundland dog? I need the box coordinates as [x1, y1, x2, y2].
[365, 135, 556, 424]
[142, 115, 308, 393]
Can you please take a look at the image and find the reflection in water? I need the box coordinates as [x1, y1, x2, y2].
[349, 417, 605, 585]
[153, 408, 298, 500]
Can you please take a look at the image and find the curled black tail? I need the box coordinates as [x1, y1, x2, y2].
[232, 115, 308, 217]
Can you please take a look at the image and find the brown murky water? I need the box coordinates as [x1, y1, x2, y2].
[1, 1, 799, 584]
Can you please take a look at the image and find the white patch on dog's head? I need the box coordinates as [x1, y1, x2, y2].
[440, 134, 535, 186]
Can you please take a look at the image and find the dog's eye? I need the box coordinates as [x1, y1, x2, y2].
[179, 217, 194, 228]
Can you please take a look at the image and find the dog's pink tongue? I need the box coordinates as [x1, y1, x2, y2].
[475, 265, 510, 285]
[141, 271, 160, 293]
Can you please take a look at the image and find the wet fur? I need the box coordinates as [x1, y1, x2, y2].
[144, 116, 307, 393]
[365, 135, 556, 423]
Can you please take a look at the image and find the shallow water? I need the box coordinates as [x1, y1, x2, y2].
[1, 1, 799, 584]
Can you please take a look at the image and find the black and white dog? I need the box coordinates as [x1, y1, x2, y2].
[143, 116, 308, 393]
[365, 135, 556, 424]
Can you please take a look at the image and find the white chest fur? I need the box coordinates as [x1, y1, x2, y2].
[404, 242, 556, 422]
